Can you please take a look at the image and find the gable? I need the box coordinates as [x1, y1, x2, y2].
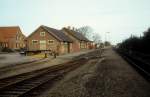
[42, 26, 73, 42]
[27, 25, 73, 43]
[27, 27, 60, 42]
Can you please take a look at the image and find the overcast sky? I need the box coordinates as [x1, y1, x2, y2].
[0, 0, 150, 44]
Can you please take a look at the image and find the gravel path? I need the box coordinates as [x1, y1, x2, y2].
[0, 53, 40, 68]
[38, 48, 150, 97]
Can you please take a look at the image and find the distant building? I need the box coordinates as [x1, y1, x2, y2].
[62, 27, 90, 52]
[26, 25, 73, 54]
[0, 26, 26, 50]
[87, 41, 96, 49]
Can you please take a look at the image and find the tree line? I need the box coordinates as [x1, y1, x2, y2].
[119, 28, 150, 54]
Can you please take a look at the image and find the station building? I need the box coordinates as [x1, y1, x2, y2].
[26, 25, 73, 55]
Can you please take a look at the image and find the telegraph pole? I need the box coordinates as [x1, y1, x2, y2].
[105, 32, 110, 46]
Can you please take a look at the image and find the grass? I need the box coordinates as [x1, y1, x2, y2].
[31, 53, 47, 58]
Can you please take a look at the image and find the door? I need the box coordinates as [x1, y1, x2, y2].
[64, 42, 69, 53]
[40, 40, 46, 50]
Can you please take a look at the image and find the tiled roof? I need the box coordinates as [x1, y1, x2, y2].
[0, 26, 20, 42]
[41, 25, 73, 42]
[62, 28, 89, 42]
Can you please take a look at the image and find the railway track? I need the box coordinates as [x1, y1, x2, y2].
[0, 58, 88, 97]
[115, 49, 150, 81]
[0, 49, 103, 97]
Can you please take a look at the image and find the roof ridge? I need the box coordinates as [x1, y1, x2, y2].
[42, 26, 72, 42]
[63, 28, 89, 42]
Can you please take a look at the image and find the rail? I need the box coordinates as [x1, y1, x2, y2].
[0, 49, 103, 97]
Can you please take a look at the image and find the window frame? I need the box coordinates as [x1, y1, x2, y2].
[48, 40, 54, 44]
[80, 41, 86, 49]
[40, 32, 45, 36]
[32, 40, 38, 44]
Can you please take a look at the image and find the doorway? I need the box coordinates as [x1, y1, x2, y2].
[40, 40, 46, 50]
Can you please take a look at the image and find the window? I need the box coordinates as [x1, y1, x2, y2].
[32, 40, 38, 44]
[80, 42, 86, 49]
[64, 42, 68, 48]
[40, 32, 45, 36]
[64, 42, 68, 45]
[48, 40, 54, 44]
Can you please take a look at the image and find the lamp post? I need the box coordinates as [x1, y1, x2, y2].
[105, 32, 110, 42]
[105, 32, 110, 46]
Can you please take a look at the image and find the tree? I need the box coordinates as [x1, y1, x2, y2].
[77, 26, 94, 40]
[119, 27, 150, 54]
[78, 26, 102, 48]
[92, 32, 101, 44]
[92, 33, 102, 48]
[104, 41, 111, 46]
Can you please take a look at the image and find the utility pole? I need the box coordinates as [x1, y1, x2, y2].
[105, 32, 110, 46]
[105, 32, 110, 42]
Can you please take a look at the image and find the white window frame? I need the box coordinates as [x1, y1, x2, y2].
[80, 42, 86, 49]
[64, 42, 68, 45]
[48, 40, 54, 44]
[40, 32, 45, 36]
[32, 40, 38, 44]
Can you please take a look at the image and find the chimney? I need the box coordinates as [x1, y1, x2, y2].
[67, 26, 71, 30]
[72, 27, 75, 31]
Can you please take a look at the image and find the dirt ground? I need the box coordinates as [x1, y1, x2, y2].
[38, 48, 150, 97]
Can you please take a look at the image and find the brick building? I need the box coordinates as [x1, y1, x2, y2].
[26, 25, 73, 54]
[0, 26, 26, 50]
[62, 27, 90, 52]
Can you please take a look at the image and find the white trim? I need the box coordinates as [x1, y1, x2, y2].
[48, 40, 54, 44]
[32, 40, 38, 44]
[40, 32, 45, 36]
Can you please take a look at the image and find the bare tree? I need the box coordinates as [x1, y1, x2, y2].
[78, 26, 102, 48]
[93, 32, 101, 44]
[77, 26, 94, 40]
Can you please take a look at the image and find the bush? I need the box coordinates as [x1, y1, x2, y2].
[1, 47, 14, 52]
[119, 27, 150, 54]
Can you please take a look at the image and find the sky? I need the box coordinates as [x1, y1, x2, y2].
[0, 0, 150, 44]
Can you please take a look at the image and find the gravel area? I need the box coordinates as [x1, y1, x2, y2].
[0, 53, 40, 68]
[0, 50, 94, 79]
[38, 48, 150, 97]
[0, 50, 93, 68]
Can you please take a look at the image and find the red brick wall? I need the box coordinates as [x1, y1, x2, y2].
[72, 42, 80, 52]
[62, 29, 80, 52]
[8, 32, 25, 49]
[27, 27, 60, 51]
